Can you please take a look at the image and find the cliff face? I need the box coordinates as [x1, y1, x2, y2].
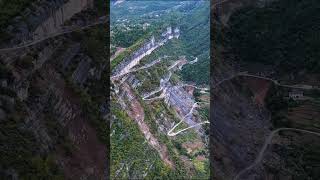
[3, 0, 94, 46]
[112, 27, 180, 78]
[34, 0, 94, 38]
[0, 1, 107, 179]
[212, 0, 320, 179]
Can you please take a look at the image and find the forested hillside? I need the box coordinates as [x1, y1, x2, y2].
[180, 2, 210, 84]
[110, 1, 210, 179]
[227, 0, 320, 75]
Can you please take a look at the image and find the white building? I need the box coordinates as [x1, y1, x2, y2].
[289, 90, 304, 100]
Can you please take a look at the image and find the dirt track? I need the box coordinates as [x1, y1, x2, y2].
[234, 128, 320, 180]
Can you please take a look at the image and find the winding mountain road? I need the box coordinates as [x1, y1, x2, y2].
[143, 92, 166, 101]
[167, 102, 209, 136]
[176, 84, 209, 92]
[234, 128, 320, 180]
[0, 17, 107, 53]
[0, 0, 232, 53]
[214, 72, 320, 90]
[112, 56, 170, 79]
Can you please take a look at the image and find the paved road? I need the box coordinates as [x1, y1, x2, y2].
[176, 84, 209, 91]
[142, 72, 172, 100]
[243, 74, 319, 90]
[139, 57, 211, 137]
[143, 87, 164, 100]
[0, 17, 107, 53]
[143, 92, 166, 101]
[213, 72, 247, 88]
[167, 102, 209, 136]
[168, 121, 210, 136]
[234, 128, 320, 180]
[214, 72, 320, 91]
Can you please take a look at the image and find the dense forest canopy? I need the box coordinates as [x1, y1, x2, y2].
[226, 0, 320, 74]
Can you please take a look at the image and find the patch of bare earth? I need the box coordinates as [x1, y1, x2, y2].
[59, 117, 107, 179]
[121, 83, 174, 168]
[111, 47, 126, 61]
[245, 77, 271, 106]
[196, 155, 206, 161]
[45, 67, 106, 179]
[182, 141, 205, 154]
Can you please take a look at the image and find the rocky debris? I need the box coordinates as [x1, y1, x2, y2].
[60, 43, 81, 70]
[185, 84, 195, 96]
[2, 0, 94, 47]
[51, 91, 78, 127]
[164, 82, 201, 130]
[119, 82, 174, 168]
[182, 141, 205, 154]
[24, 109, 53, 152]
[33, 42, 62, 70]
[34, 0, 94, 38]
[2, 0, 62, 46]
[72, 56, 91, 86]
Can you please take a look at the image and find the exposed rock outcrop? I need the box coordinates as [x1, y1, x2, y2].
[72, 56, 91, 86]
[2, 0, 94, 47]
[112, 26, 180, 79]
[34, 0, 94, 38]
[0, 1, 107, 179]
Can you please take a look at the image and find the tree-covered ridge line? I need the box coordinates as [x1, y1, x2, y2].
[226, 0, 320, 75]
[110, 1, 210, 83]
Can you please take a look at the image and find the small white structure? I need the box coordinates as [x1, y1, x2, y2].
[167, 26, 172, 34]
[151, 36, 155, 47]
[289, 90, 304, 100]
[174, 27, 180, 38]
[143, 23, 150, 30]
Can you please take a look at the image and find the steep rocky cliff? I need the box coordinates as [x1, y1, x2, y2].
[1, 0, 95, 47]
[110, 1, 210, 178]
[34, 0, 94, 38]
[0, 0, 108, 179]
